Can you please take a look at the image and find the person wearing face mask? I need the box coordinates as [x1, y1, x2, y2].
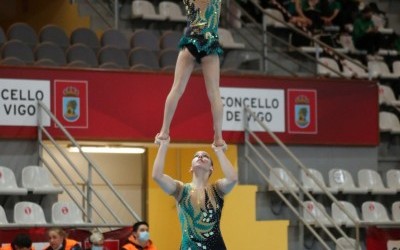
[43, 228, 82, 250]
[1, 234, 34, 250]
[87, 232, 104, 250]
[152, 140, 238, 250]
[121, 221, 156, 250]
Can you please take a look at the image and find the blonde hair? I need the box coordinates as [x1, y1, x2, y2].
[47, 228, 67, 238]
[89, 232, 104, 244]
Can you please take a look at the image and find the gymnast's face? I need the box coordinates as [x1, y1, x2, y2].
[191, 151, 213, 172]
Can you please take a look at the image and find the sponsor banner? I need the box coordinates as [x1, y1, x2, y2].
[287, 89, 317, 134]
[0, 78, 50, 126]
[221, 87, 285, 132]
[54, 80, 88, 128]
[367, 227, 400, 250]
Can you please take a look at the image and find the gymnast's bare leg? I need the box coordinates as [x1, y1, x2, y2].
[201, 54, 225, 148]
[155, 48, 195, 142]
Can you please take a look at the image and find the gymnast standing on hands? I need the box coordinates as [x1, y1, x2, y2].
[155, 0, 226, 149]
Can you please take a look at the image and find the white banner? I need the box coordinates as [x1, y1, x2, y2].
[221, 87, 285, 132]
[0, 79, 51, 126]
[388, 240, 400, 250]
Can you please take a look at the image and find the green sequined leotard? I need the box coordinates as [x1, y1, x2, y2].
[179, 0, 224, 61]
[177, 183, 226, 250]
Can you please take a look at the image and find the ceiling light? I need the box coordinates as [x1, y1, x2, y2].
[68, 146, 145, 154]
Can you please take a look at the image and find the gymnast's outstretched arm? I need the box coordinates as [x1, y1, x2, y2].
[152, 139, 177, 195]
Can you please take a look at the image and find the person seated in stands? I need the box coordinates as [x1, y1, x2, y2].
[320, 0, 343, 27]
[44, 228, 82, 250]
[352, 6, 383, 57]
[121, 221, 156, 250]
[2, 234, 33, 250]
[338, 0, 360, 30]
[368, 2, 388, 29]
[291, 0, 324, 32]
[86, 232, 104, 250]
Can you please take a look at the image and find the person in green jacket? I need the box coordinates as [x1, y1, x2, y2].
[352, 5, 382, 55]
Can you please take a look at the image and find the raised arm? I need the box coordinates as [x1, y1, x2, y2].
[152, 140, 177, 195]
[213, 145, 238, 195]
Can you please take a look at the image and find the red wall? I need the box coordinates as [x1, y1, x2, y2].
[0, 66, 379, 146]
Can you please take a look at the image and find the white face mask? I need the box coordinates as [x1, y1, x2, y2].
[138, 231, 149, 242]
[92, 246, 103, 250]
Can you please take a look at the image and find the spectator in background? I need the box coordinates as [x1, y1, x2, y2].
[352, 6, 382, 57]
[2, 234, 33, 250]
[338, 0, 360, 29]
[44, 228, 82, 250]
[121, 221, 156, 250]
[321, 0, 343, 27]
[368, 2, 387, 29]
[87, 232, 104, 250]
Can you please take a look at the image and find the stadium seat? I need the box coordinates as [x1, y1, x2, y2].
[328, 169, 368, 194]
[303, 201, 332, 227]
[379, 111, 400, 133]
[159, 30, 182, 50]
[98, 46, 129, 69]
[392, 201, 400, 222]
[317, 57, 343, 78]
[131, 0, 167, 21]
[7, 22, 38, 49]
[263, 8, 287, 28]
[70, 27, 101, 53]
[131, 29, 160, 53]
[0, 26, 6, 47]
[34, 42, 67, 66]
[331, 201, 360, 227]
[368, 60, 397, 79]
[66, 43, 99, 68]
[0, 40, 35, 64]
[39, 24, 70, 51]
[393, 61, 400, 77]
[52, 201, 84, 224]
[362, 201, 391, 223]
[0, 57, 26, 66]
[158, 1, 186, 22]
[21, 166, 63, 195]
[129, 47, 160, 70]
[218, 28, 245, 49]
[378, 84, 400, 106]
[0, 205, 7, 224]
[301, 168, 338, 194]
[0, 166, 28, 195]
[101, 28, 131, 54]
[335, 237, 361, 250]
[341, 59, 369, 79]
[14, 201, 46, 224]
[386, 169, 400, 191]
[159, 48, 179, 71]
[268, 168, 299, 193]
[358, 169, 397, 194]
[34, 58, 58, 67]
[66, 60, 91, 69]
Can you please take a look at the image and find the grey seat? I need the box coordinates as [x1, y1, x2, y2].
[71, 27, 100, 53]
[131, 29, 160, 53]
[98, 46, 129, 69]
[34, 42, 67, 66]
[0, 26, 6, 47]
[39, 24, 70, 51]
[159, 48, 178, 71]
[66, 60, 91, 69]
[66, 43, 98, 68]
[129, 47, 160, 70]
[34, 58, 58, 67]
[160, 30, 182, 50]
[101, 29, 130, 54]
[0, 40, 34, 64]
[7, 22, 38, 49]
[0, 57, 26, 66]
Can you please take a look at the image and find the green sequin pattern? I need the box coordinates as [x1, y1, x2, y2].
[179, 0, 223, 56]
[178, 183, 226, 250]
